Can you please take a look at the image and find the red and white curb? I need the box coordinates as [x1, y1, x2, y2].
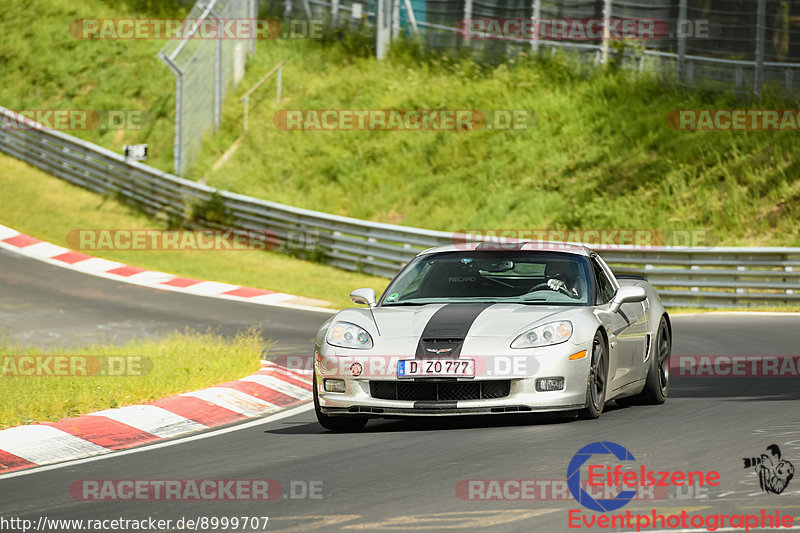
[0, 362, 312, 474]
[0, 224, 334, 314]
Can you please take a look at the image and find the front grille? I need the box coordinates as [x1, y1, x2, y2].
[370, 380, 511, 401]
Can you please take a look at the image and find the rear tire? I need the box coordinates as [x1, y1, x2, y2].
[579, 331, 608, 420]
[313, 373, 368, 432]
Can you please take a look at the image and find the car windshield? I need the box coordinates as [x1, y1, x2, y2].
[380, 251, 592, 306]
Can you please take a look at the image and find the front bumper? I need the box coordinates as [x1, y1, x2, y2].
[315, 343, 591, 417]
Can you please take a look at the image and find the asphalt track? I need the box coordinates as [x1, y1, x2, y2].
[1, 248, 800, 532]
[0, 248, 327, 354]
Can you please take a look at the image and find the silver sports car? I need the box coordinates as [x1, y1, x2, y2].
[313, 241, 671, 431]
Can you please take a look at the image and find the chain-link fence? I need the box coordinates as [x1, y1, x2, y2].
[158, 0, 257, 176]
[277, 0, 800, 96]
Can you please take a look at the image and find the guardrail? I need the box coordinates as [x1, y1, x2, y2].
[1, 106, 799, 308]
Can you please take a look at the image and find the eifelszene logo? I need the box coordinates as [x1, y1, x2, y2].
[744, 444, 795, 495]
[567, 441, 721, 513]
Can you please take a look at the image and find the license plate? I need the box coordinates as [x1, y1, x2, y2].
[397, 359, 475, 378]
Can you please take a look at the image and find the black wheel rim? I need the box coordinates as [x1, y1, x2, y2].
[589, 338, 605, 409]
[657, 326, 670, 393]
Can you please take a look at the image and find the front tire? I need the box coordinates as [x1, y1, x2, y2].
[640, 317, 671, 404]
[313, 373, 367, 432]
[579, 331, 608, 419]
[616, 317, 671, 406]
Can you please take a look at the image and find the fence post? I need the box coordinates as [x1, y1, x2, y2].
[677, 0, 687, 83]
[250, 0, 257, 53]
[463, 0, 473, 40]
[531, 0, 541, 53]
[332, 0, 339, 27]
[601, 0, 612, 64]
[392, 0, 400, 39]
[755, 0, 766, 99]
[276, 64, 282, 103]
[160, 54, 183, 176]
[402, 0, 419, 33]
[215, 27, 222, 131]
[376, 0, 392, 58]
[243, 96, 249, 132]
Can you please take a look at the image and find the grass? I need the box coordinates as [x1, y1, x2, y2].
[0, 330, 264, 429]
[0, 0, 186, 173]
[0, 154, 390, 309]
[1, 0, 799, 248]
[190, 39, 800, 247]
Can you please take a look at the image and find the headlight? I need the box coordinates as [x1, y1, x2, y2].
[326, 321, 374, 349]
[511, 321, 573, 349]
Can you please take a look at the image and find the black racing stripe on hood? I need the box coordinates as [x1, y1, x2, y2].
[415, 303, 493, 357]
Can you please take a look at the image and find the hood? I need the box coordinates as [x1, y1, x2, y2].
[336, 303, 575, 339]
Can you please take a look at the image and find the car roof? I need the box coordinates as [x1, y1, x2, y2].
[417, 241, 594, 257]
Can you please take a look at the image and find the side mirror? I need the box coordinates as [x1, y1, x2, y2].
[609, 286, 647, 313]
[350, 288, 377, 307]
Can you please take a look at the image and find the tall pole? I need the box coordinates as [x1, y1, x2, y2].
[677, 0, 687, 83]
[531, 0, 541, 53]
[376, 0, 391, 58]
[754, 0, 766, 99]
[601, 0, 612, 64]
[464, 0, 473, 39]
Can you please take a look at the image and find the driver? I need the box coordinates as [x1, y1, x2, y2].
[545, 261, 581, 298]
